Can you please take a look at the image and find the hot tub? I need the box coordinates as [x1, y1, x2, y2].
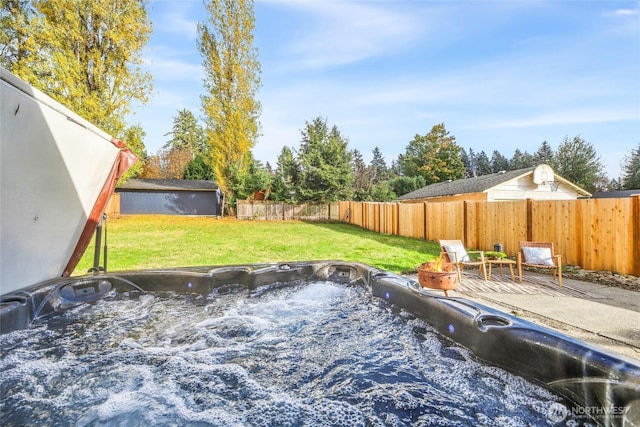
[1, 261, 638, 426]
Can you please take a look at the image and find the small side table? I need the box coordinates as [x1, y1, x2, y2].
[487, 259, 516, 281]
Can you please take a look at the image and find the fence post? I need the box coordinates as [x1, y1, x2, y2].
[526, 198, 533, 242]
[463, 201, 469, 246]
[423, 202, 428, 241]
[633, 195, 640, 276]
[395, 202, 400, 236]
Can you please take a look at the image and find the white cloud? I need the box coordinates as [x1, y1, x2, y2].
[152, 2, 200, 40]
[146, 56, 203, 83]
[475, 107, 640, 130]
[273, 1, 426, 71]
[614, 8, 638, 16]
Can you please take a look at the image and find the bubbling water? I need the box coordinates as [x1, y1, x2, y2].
[1, 281, 573, 426]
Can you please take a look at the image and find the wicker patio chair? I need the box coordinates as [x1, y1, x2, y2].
[517, 241, 562, 286]
[439, 239, 487, 281]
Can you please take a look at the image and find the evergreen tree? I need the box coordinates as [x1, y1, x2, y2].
[534, 140, 554, 165]
[184, 155, 215, 181]
[296, 117, 353, 203]
[461, 148, 475, 178]
[164, 109, 206, 155]
[475, 151, 492, 176]
[609, 178, 623, 191]
[270, 146, 298, 201]
[553, 135, 607, 193]
[389, 159, 401, 176]
[510, 149, 536, 170]
[490, 150, 509, 173]
[621, 142, 640, 190]
[370, 146, 389, 183]
[227, 153, 271, 203]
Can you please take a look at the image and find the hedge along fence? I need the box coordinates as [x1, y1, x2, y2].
[339, 196, 640, 276]
[236, 201, 340, 221]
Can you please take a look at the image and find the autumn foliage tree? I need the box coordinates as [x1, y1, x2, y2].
[119, 124, 147, 181]
[3, 0, 153, 136]
[198, 0, 261, 197]
[0, 1, 33, 69]
[398, 123, 465, 184]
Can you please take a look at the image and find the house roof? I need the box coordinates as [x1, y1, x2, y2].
[592, 189, 640, 198]
[396, 167, 535, 201]
[117, 179, 218, 192]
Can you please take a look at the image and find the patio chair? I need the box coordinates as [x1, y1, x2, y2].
[517, 241, 562, 287]
[439, 239, 487, 281]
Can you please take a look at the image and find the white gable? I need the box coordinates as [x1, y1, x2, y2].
[487, 174, 585, 201]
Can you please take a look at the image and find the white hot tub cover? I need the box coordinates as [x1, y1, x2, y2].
[0, 67, 137, 294]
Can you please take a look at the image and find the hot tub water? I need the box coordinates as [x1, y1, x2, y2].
[1, 281, 575, 426]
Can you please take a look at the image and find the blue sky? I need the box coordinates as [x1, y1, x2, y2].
[133, 0, 640, 179]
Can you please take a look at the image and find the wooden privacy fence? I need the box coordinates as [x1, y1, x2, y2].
[236, 201, 339, 221]
[339, 196, 640, 276]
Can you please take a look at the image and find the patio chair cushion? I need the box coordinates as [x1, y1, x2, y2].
[443, 243, 470, 262]
[522, 247, 554, 266]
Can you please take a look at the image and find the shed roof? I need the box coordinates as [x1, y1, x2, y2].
[396, 167, 535, 201]
[117, 179, 218, 192]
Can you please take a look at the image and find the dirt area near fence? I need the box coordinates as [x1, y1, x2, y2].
[557, 266, 639, 292]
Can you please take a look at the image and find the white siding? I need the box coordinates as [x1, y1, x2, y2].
[487, 176, 581, 201]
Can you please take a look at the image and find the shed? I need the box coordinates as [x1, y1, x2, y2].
[396, 164, 591, 203]
[116, 179, 222, 215]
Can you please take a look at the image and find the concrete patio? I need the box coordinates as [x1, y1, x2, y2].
[406, 270, 640, 362]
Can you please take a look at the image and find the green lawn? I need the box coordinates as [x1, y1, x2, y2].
[74, 215, 441, 275]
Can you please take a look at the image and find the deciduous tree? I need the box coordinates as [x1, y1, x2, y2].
[139, 147, 193, 179]
[0, 0, 33, 69]
[398, 123, 464, 184]
[164, 147, 194, 179]
[352, 149, 374, 201]
[119, 124, 147, 181]
[388, 176, 426, 197]
[370, 181, 396, 202]
[7, 0, 152, 136]
[198, 0, 261, 196]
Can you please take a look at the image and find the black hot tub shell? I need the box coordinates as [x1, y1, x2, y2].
[1, 261, 639, 426]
